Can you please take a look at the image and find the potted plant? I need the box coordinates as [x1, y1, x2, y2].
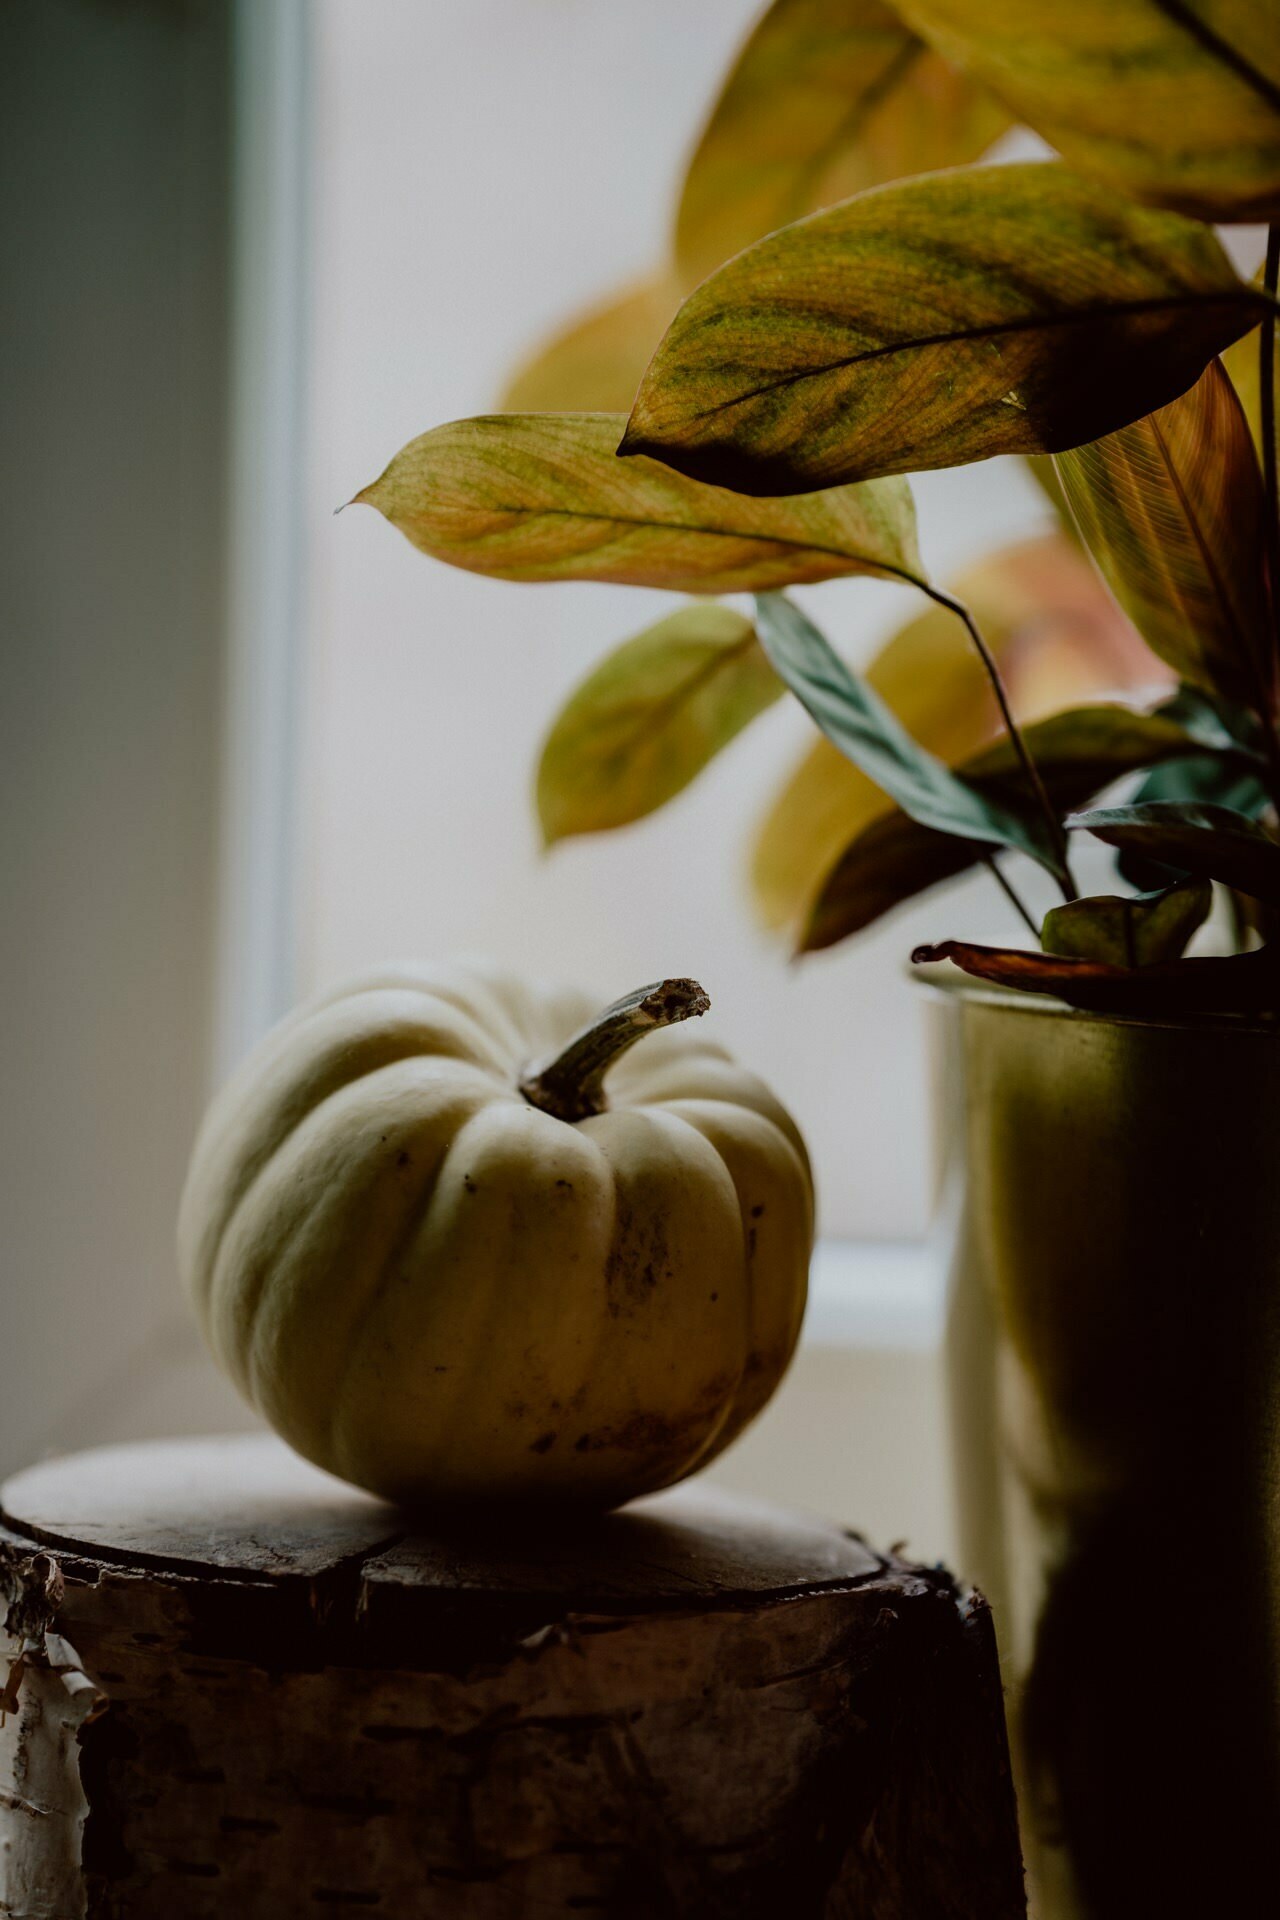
[352, 3, 1280, 1911]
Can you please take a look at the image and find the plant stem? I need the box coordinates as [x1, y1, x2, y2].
[519, 978, 709, 1122]
[1263, 224, 1280, 681]
[924, 585, 1077, 901]
[984, 855, 1040, 941]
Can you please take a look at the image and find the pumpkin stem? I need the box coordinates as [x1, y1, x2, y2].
[519, 978, 710, 1122]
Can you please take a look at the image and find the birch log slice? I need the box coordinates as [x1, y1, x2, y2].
[0, 1436, 1024, 1918]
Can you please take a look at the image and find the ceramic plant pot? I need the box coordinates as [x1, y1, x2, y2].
[936, 988, 1280, 1917]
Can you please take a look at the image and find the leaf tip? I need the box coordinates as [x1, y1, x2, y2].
[534, 800, 563, 853]
[789, 916, 814, 962]
[795, 900, 844, 958]
[346, 480, 383, 516]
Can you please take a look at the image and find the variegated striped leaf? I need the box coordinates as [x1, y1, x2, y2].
[895, 0, 1280, 222]
[356, 412, 924, 595]
[1054, 361, 1274, 716]
[622, 164, 1266, 494]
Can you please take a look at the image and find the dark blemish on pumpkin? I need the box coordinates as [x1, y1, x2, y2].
[555, 1178, 573, 1191]
[396, 1150, 411, 1168]
[432, 1365, 450, 1373]
[751, 1204, 765, 1219]
[507, 1399, 528, 1420]
[604, 1201, 671, 1318]
[571, 1384, 734, 1457]
[463, 1174, 478, 1194]
[745, 1348, 782, 1377]
[529, 1432, 556, 1454]
[709, 1292, 718, 1303]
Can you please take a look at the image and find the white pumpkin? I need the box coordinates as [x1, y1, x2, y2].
[178, 963, 812, 1510]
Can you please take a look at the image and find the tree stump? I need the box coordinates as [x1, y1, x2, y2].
[0, 1436, 1024, 1918]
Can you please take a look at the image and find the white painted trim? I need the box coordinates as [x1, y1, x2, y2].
[213, 0, 312, 1084]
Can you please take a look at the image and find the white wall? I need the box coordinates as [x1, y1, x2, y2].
[0, 1, 247, 1474]
[303, 0, 1053, 1244]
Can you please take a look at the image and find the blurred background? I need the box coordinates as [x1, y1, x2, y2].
[3, 0, 1094, 1566]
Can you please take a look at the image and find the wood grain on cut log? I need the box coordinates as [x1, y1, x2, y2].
[0, 1436, 1025, 1918]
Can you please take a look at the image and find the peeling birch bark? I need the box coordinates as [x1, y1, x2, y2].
[2, 1551, 104, 1920]
[0, 1437, 1024, 1917]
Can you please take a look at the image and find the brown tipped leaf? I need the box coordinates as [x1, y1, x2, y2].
[912, 939, 1280, 1015]
[801, 704, 1201, 950]
[893, 0, 1280, 223]
[536, 604, 780, 844]
[622, 164, 1266, 495]
[356, 412, 923, 595]
[674, 0, 1009, 290]
[1054, 361, 1274, 716]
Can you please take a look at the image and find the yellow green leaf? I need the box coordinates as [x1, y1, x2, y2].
[498, 276, 678, 415]
[1041, 881, 1210, 968]
[894, 0, 1280, 223]
[536, 604, 780, 845]
[674, 0, 1009, 290]
[355, 411, 924, 596]
[621, 163, 1266, 494]
[750, 532, 1157, 931]
[1054, 360, 1274, 715]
